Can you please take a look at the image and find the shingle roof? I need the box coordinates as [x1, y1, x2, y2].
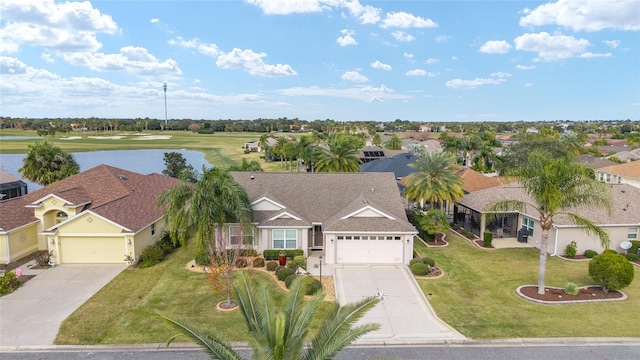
[456, 183, 640, 226]
[597, 161, 640, 178]
[231, 172, 416, 233]
[0, 170, 20, 184]
[574, 154, 618, 169]
[0, 165, 180, 233]
[360, 153, 419, 178]
[456, 168, 503, 193]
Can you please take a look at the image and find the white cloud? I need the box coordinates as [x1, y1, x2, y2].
[519, 0, 640, 31]
[150, 18, 160, 24]
[404, 52, 414, 59]
[479, 40, 512, 54]
[451, 56, 458, 61]
[277, 84, 410, 102]
[425, 58, 439, 64]
[516, 64, 536, 70]
[341, 70, 369, 83]
[580, 52, 612, 58]
[391, 31, 415, 42]
[169, 37, 220, 57]
[216, 48, 297, 77]
[61, 46, 182, 77]
[41, 53, 55, 63]
[514, 32, 590, 62]
[604, 40, 621, 49]
[380, 11, 438, 29]
[406, 69, 437, 77]
[0, 56, 28, 74]
[371, 60, 392, 70]
[524, 82, 533, 87]
[490, 71, 512, 79]
[0, 0, 118, 53]
[445, 72, 510, 89]
[245, 0, 327, 15]
[435, 35, 450, 43]
[342, 1, 381, 24]
[337, 29, 357, 46]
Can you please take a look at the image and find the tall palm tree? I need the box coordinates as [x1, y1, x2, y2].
[384, 134, 402, 150]
[161, 272, 379, 360]
[486, 152, 611, 295]
[19, 140, 80, 186]
[315, 133, 362, 172]
[404, 152, 464, 209]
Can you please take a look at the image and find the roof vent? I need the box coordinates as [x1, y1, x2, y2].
[370, 188, 375, 193]
[250, 175, 255, 180]
[119, 175, 127, 180]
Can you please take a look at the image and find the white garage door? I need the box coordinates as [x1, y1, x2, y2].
[59, 237, 125, 264]
[335, 235, 404, 263]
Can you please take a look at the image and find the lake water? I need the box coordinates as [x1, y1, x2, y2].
[0, 149, 212, 191]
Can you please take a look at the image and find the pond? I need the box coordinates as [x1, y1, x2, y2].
[0, 149, 212, 191]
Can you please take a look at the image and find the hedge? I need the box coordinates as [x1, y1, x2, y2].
[263, 249, 304, 260]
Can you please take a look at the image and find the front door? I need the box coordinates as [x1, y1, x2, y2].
[312, 225, 323, 249]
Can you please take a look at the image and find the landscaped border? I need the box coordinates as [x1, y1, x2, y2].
[516, 285, 627, 305]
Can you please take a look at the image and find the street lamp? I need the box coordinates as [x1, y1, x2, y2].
[319, 255, 323, 289]
[163, 82, 168, 128]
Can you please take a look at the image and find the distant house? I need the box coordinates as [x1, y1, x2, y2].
[358, 146, 405, 163]
[0, 170, 28, 201]
[595, 161, 640, 188]
[0, 165, 180, 265]
[454, 183, 640, 254]
[230, 172, 417, 264]
[573, 154, 618, 170]
[608, 148, 640, 163]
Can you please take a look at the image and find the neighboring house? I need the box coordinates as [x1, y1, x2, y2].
[230, 172, 417, 265]
[0, 165, 180, 265]
[456, 168, 503, 194]
[573, 154, 618, 170]
[0, 169, 28, 201]
[243, 141, 259, 152]
[244, 137, 278, 153]
[358, 146, 405, 163]
[360, 153, 418, 180]
[609, 148, 640, 163]
[595, 161, 640, 188]
[422, 139, 443, 153]
[454, 183, 640, 254]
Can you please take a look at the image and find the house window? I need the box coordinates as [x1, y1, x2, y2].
[628, 228, 639, 240]
[522, 217, 534, 236]
[273, 229, 297, 249]
[229, 226, 254, 245]
[606, 173, 611, 182]
[151, 223, 156, 236]
[56, 211, 68, 224]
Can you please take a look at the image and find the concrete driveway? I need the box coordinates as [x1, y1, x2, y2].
[0, 264, 126, 347]
[333, 264, 465, 344]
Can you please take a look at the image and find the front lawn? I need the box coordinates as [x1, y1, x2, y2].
[56, 249, 329, 344]
[415, 232, 640, 339]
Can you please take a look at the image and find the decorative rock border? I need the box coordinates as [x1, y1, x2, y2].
[516, 285, 627, 305]
[413, 266, 445, 280]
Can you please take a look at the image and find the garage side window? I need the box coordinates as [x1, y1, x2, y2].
[273, 229, 297, 249]
[151, 223, 156, 236]
[629, 228, 639, 240]
[522, 217, 534, 236]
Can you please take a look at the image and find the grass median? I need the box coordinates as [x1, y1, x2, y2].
[415, 231, 640, 339]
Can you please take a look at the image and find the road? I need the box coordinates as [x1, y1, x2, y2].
[1, 344, 639, 360]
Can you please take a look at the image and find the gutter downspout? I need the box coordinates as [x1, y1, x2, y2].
[551, 224, 559, 257]
[5, 233, 10, 264]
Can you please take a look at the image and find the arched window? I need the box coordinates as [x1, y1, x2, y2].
[56, 211, 68, 224]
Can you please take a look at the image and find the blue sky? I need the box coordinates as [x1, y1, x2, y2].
[1, 0, 639, 122]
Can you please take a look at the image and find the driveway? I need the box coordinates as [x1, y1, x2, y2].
[333, 264, 465, 344]
[0, 264, 126, 347]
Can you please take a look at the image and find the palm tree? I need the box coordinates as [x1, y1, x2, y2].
[157, 167, 253, 305]
[384, 134, 402, 150]
[228, 158, 263, 172]
[19, 140, 80, 186]
[161, 272, 379, 360]
[404, 152, 464, 209]
[486, 152, 611, 295]
[315, 133, 362, 172]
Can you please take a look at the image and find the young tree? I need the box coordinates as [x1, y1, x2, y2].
[161, 272, 379, 360]
[162, 152, 196, 181]
[19, 140, 79, 186]
[487, 152, 611, 294]
[404, 152, 463, 209]
[419, 209, 450, 241]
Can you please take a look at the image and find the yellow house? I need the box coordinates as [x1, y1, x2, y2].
[0, 165, 180, 265]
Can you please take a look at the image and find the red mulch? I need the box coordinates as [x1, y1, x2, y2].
[520, 286, 623, 302]
[473, 239, 494, 249]
[426, 239, 447, 246]
[558, 255, 589, 260]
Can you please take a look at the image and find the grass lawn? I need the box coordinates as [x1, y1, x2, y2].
[0, 129, 297, 172]
[414, 232, 640, 339]
[55, 248, 332, 344]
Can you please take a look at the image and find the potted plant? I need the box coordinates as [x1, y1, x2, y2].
[278, 250, 287, 266]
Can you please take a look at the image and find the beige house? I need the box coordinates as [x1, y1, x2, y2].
[230, 172, 417, 264]
[455, 183, 640, 255]
[0, 165, 180, 265]
[595, 161, 640, 188]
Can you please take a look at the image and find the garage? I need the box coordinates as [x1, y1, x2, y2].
[335, 235, 405, 263]
[58, 237, 126, 264]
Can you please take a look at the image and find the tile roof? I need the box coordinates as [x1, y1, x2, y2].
[456, 168, 503, 193]
[231, 172, 416, 233]
[456, 183, 640, 226]
[0, 165, 180, 233]
[597, 161, 640, 178]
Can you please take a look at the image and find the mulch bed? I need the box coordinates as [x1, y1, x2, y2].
[426, 239, 448, 247]
[472, 239, 494, 249]
[558, 255, 590, 261]
[0, 250, 48, 271]
[519, 285, 624, 303]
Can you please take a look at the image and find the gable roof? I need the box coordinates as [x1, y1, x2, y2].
[0, 170, 20, 184]
[231, 172, 416, 233]
[456, 168, 503, 193]
[0, 165, 180, 233]
[574, 154, 618, 169]
[596, 161, 640, 178]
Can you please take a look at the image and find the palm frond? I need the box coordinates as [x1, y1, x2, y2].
[564, 213, 611, 249]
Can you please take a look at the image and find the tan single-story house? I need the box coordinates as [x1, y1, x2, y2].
[229, 172, 418, 265]
[0, 165, 180, 265]
[454, 183, 640, 255]
[595, 161, 640, 188]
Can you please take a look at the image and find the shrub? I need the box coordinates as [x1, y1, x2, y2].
[195, 252, 212, 266]
[138, 244, 164, 268]
[266, 261, 278, 271]
[287, 255, 307, 270]
[563, 282, 580, 296]
[274, 265, 285, 274]
[235, 257, 248, 268]
[565, 241, 578, 258]
[36, 251, 53, 267]
[411, 263, 430, 276]
[462, 229, 475, 239]
[305, 278, 323, 295]
[422, 257, 435, 267]
[483, 231, 493, 247]
[240, 249, 257, 257]
[625, 253, 639, 262]
[589, 252, 635, 292]
[263, 249, 304, 260]
[629, 240, 640, 257]
[409, 258, 423, 267]
[584, 249, 598, 258]
[0, 271, 21, 295]
[158, 232, 179, 254]
[252, 257, 265, 268]
[284, 274, 299, 288]
[603, 249, 619, 255]
[277, 267, 295, 281]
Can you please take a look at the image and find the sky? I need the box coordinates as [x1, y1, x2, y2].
[1, 0, 639, 123]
